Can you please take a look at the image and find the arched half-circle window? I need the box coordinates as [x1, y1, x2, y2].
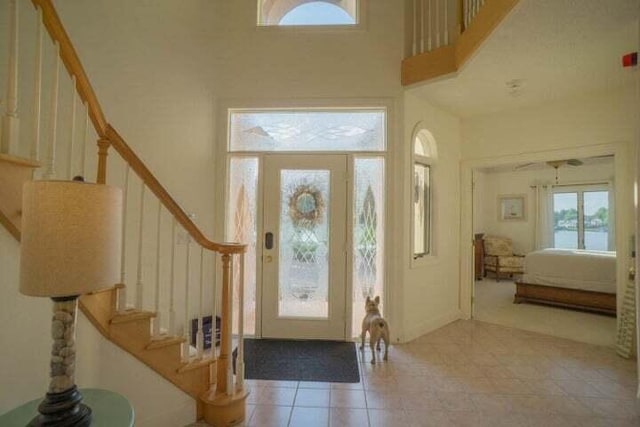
[412, 125, 437, 258]
[258, 0, 359, 26]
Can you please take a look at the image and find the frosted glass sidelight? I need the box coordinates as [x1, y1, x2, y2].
[413, 163, 430, 256]
[278, 170, 330, 318]
[352, 158, 385, 337]
[227, 157, 258, 335]
[229, 109, 385, 152]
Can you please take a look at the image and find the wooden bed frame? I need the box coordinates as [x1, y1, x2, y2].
[514, 282, 617, 316]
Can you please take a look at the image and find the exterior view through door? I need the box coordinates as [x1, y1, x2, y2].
[226, 108, 386, 341]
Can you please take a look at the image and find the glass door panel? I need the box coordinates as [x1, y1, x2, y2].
[278, 170, 330, 318]
[583, 191, 609, 251]
[553, 192, 578, 249]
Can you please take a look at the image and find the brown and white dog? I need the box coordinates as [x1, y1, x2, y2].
[360, 296, 390, 364]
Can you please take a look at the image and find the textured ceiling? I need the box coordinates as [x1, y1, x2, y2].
[409, 0, 639, 118]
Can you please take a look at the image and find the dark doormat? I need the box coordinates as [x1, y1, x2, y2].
[240, 338, 360, 383]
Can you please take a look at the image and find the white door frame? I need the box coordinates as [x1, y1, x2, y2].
[460, 142, 634, 321]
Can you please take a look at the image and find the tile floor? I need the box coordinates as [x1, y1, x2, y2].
[189, 320, 639, 426]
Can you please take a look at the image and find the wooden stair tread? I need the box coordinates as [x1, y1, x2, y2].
[178, 357, 215, 374]
[110, 309, 156, 324]
[88, 283, 123, 295]
[146, 336, 185, 350]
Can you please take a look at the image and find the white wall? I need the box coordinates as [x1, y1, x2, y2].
[0, 0, 407, 422]
[401, 92, 462, 341]
[474, 161, 615, 254]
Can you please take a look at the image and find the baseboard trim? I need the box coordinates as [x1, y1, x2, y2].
[401, 309, 463, 343]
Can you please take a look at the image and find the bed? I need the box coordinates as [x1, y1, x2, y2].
[514, 249, 617, 316]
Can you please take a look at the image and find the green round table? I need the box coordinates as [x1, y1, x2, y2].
[0, 388, 134, 427]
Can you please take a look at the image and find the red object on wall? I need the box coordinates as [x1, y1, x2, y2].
[622, 52, 638, 67]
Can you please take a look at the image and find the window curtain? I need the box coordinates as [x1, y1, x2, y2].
[533, 184, 553, 250]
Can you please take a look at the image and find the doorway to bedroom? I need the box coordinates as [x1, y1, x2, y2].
[470, 154, 620, 346]
[225, 107, 387, 341]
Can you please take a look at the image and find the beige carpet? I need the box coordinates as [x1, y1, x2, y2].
[473, 278, 617, 347]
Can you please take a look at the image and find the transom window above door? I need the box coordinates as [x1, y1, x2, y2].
[257, 0, 359, 26]
[228, 109, 385, 152]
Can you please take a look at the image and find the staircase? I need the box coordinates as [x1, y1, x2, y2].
[0, 1, 248, 425]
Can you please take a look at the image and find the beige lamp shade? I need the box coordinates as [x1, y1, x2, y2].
[20, 180, 123, 297]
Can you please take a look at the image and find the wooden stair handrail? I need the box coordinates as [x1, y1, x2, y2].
[106, 126, 245, 255]
[31, 0, 107, 137]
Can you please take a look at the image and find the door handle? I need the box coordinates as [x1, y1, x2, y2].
[265, 232, 274, 250]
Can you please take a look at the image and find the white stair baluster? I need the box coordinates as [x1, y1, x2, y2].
[118, 165, 130, 311]
[44, 42, 60, 179]
[236, 252, 245, 390]
[169, 218, 177, 335]
[196, 247, 204, 358]
[2, 0, 19, 155]
[412, 0, 417, 56]
[80, 103, 88, 179]
[136, 182, 145, 310]
[153, 200, 162, 337]
[182, 236, 191, 362]
[211, 252, 217, 361]
[67, 76, 76, 179]
[226, 254, 234, 396]
[31, 7, 43, 162]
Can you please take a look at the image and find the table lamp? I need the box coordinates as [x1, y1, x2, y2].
[20, 180, 122, 426]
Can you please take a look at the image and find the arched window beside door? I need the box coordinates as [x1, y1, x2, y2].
[412, 125, 437, 260]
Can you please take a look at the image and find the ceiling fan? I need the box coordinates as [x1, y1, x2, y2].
[546, 159, 583, 183]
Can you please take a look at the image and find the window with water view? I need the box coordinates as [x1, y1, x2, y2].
[553, 187, 611, 251]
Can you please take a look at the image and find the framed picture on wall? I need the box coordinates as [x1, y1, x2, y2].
[498, 195, 526, 221]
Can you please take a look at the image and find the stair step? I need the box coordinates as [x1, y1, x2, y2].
[177, 357, 215, 374]
[146, 336, 185, 350]
[110, 310, 156, 324]
[88, 283, 124, 295]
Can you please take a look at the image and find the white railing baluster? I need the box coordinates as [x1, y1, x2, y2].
[81, 103, 88, 178]
[182, 237, 191, 362]
[135, 182, 145, 310]
[236, 252, 245, 390]
[31, 7, 43, 162]
[196, 247, 204, 358]
[226, 254, 234, 396]
[427, 0, 432, 51]
[435, 0, 440, 49]
[2, 0, 19, 155]
[169, 218, 177, 335]
[464, 0, 469, 29]
[444, 0, 449, 45]
[420, 0, 425, 53]
[153, 200, 162, 337]
[412, 0, 417, 56]
[211, 252, 217, 361]
[44, 41, 60, 179]
[67, 76, 76, 179]
[118, 165, 130, 311]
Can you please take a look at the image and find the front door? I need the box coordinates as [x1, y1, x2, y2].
[261, 154, 347, 340]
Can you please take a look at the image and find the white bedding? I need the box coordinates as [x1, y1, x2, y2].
[521, 249, 617, 294]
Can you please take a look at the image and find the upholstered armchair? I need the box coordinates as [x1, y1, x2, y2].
[483, 236, 524, 282]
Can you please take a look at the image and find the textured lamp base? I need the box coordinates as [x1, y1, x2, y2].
[28, 385, 92, 427]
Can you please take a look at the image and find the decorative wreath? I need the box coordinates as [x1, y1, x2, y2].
[288, 184, 324, 227]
